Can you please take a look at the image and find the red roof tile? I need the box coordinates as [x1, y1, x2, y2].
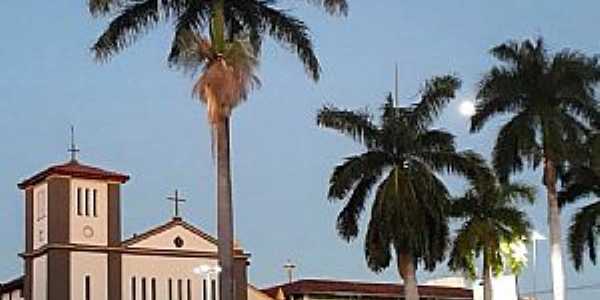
[18, 160, 129, 189]
[261, 279, 472, 299]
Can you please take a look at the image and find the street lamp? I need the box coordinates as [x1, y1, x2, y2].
[530, 230, 547, 299]
[193, 265, 222, 300]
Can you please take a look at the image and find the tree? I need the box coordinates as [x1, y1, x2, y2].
[448, 170, 534, 300]
[86, 1, 348, 300]
[317, 75, 487, 300]
[470, 37, 600, 300]
[559, 132, 600, 271]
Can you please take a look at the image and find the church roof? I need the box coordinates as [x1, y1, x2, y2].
[121, 217, 244, 251]
[261, 279, 473, 299]
[18, 159, 129, 189]
[0, 276, 23, 295]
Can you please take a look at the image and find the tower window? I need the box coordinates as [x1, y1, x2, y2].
[92, 189, 97, 217]
[85, 275, 91, 300]
[142, 278, 147, 300]
[202, 279, 207, 300]
[187, 279, 192, 300]
[178, 279, 183, 300]
[85, 188, 90, 216]
[132, 277, 137, 300]
[77, 188, 83, 216]
[151, 278, 156, 300]
[211, 279, 216, 300]
[168, 279, 173, 300]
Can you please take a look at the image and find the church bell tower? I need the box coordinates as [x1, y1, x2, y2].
[18, 142, 129, 300]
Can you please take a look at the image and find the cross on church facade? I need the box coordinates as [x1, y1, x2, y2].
[167, 189, 186, 218]
[68, 125, 80, 161]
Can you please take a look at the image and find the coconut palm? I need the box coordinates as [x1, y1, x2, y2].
[470, 37, 600, 300]
[86, 1, 347, 300]
[317, 75, 488, 300]
[448, 170, 534, 300]
[559, 132, 600, 271]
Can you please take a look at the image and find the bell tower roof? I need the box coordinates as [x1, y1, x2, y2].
[18, 160, 129, 189]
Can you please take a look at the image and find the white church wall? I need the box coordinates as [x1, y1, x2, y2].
[70, 179, 109, 246]
[122, 254, 219, 300]
[130, 225, 218, 252]
[32, 183, 48, 250]
[33, 255, 47, 300]
[70, 252, 108, 300]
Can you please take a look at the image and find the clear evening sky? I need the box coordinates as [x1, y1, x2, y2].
[1, 1, 600, 299]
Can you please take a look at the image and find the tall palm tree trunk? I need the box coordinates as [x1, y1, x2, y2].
[397, 251, 419, 300]
[216, 117, 235, 300]
[544, 156, 566, 300]
[483, 250, 493, 300]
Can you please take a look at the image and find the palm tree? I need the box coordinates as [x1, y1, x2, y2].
[470, 37, 600, 300]
[448, 170, 534, 300]
[317, 75, 488, 300]
[86, 1, 347, 300]
[559, 132, 600, 271]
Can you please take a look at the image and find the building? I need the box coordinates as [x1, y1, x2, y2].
[0, 158, 250, 300]
[261, 279, 473, 300]
[0, 153, 476, 300]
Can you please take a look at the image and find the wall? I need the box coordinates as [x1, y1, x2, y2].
[32, 183, 48, 250]
[122, 255, 218, 300]
[70, 252, 108, 300]
[32, 255, 47, 300]
[70, 179, 108, 246]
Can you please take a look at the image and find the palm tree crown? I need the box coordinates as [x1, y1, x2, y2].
[88, 0, 347, 81]
[471, 38, 600, 180]
[317, 75, 487, 272]
[448, 173, 534, 279]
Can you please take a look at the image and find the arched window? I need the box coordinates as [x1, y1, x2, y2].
[168, 279, 173, 300]
[77, 188, 82, 215]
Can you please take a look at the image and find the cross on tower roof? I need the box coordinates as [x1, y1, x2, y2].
[68, 125, 80, 162]
[167, 189, 187, 219]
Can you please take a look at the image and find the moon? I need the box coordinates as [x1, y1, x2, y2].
[459, 100, 476, 117]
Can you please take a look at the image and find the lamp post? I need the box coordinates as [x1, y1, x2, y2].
[530, 230, 547, 300]
[194, 265, 222, 300]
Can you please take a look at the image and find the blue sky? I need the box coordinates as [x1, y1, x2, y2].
[1, 1, 600, 299]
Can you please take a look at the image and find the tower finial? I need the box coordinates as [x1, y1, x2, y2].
[68, 125, 80, 162]
[167, 189, 187, 218]
[394, 62, 399, 107]
[283, 259, 296, 283]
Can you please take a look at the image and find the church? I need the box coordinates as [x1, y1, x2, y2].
[0, 154, 261, 300]
[0, 150, 475, 300]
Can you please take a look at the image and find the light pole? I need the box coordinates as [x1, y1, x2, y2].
[194, 265, 222, 300]
[530, 230, 547, 300]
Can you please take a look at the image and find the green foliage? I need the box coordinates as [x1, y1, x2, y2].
[470, 37, 600, 182]
[559, 132, 600, 270]
[318, 75, 490, 274]
[87, 0, 349, 81]
[447, 171, 533, 279]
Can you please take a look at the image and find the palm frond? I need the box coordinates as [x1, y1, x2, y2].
[337, 173, 381, 241]
[501, 183, 537, 204]
[416, 129, 456, 152]
[410, 75, 461, 129]
[568, 201, 600, 271]
[306, 0, 349, 16]
[88, 0, 123, 16]
[92, 0, 160, 61]
[492, 112, 541, 182]
[327, 151, 389, 200]
[471, 66, 523, 132]
[232, 0, 321, 81]
[317, 105, 379, 148]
